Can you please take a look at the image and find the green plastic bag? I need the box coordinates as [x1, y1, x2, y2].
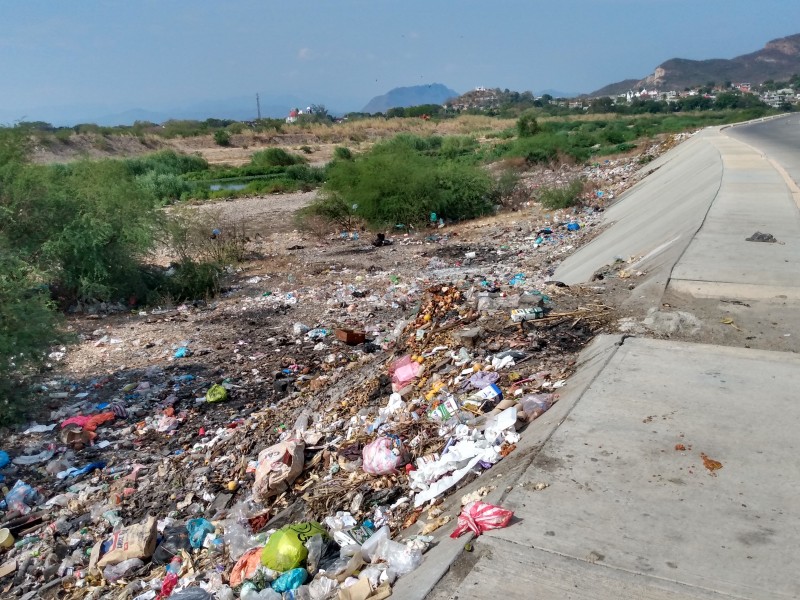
[260, 522, 326, 571]
[206, 384, 228, 403]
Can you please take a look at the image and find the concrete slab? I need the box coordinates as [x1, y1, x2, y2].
[669, 135, 800, 301]
[432, 537, 733, 600]
[554, 131, 722, 290]
[489, 338, 800, 599]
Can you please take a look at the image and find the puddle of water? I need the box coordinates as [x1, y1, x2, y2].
[209, 182, 247, 191]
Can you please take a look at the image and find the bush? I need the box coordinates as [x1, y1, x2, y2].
[538, 179, 585, 209]
[308, 135, 493, 228]
[214, 130, 231, 146]
[1, 156, 160, 302]
[333, 146, 353, 160]
[125, 150, 208, 177]
[251, 147, 306, 167]
[135, 171, 191, 203]
[492, 169, 521, 205]
[440, 136, 478, 159]
[0, 250, 65, 424]
[509, 134, 559, 164]
[516, 111, 540, 137]
[157, 259, 222, 303]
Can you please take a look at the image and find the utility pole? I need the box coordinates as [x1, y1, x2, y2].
[256, 94, 261, 121]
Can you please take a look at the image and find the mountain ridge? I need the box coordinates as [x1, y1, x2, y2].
[362, 83, 459, 113]
[592, 33, 800, 96]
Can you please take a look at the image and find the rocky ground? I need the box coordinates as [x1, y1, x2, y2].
[0, 136, 683, 600]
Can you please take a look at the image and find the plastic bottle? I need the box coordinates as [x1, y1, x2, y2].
[157, 556, 182, 598]
[103, 557, 144, 583]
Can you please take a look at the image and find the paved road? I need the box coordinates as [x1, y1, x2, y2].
[726, 115, 800, 190]
[393, 118, 800, 600]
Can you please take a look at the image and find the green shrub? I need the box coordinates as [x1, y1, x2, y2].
[135, 171, 191, 203]
[2, 158, 159, 302]
[516, 111, 540, 137]
[214, 129, 231, 146]
[333, 146, 353, 160]
[309, 135, 493, 228]
[251, 147, 306, 167]
[440, 136, 478, 158]
[538, 179, 585, 209]
[125, 150, 208, 177]
[509, 134, 559, 164]
[0, 250, 65, 424]
[157, 259, 222, 302]
[492, 169, 520, 204]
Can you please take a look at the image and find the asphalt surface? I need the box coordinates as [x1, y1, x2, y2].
[726, 115, 800, 190]
[395, 117, 800, 600]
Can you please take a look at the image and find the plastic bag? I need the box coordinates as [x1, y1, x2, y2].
[449, 501, 514, 538]
[389, 356, 421, 389]
[261, 522, 326, 572]
[186, 518, 215, 549]
[308, 576, 339, 600]
[519, 393, 554, 419]
[170, 589, 213, 599]
[152, 525, 191, 564]
[305, 533, 325, 575]
[0, 451, 10, 468]
[253, 439, 305, 500]
[103, 557, 144, 583]
[1, 480, 42, 513]
[360, 526, 421, 576]
[241, 586, 281, 600]
[229, 547, 264, 587]
[272, 567, 308, 593]
[206, 384, 228, 403]
[383, 542, 422, 576]
[362, 437, 407, 475]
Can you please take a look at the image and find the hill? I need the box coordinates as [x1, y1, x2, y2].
[362, 83, 459, 113]
[592, 33, 800, 96]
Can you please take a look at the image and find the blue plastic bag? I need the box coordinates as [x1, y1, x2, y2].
[68, 461, 106, 478]
[271, 567, 308, 593]
[186, 518, 215, 549]
[0, 451, 9, 469]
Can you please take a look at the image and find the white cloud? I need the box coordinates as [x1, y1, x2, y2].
[297, 47, 313, 61]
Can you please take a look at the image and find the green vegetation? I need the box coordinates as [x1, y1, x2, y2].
[0, 128, 250, 421]
[333, 146, 353, 160]
[303, 134, 493, 229]
[0, 251, 66, 424]
[538, 179, 585, 209]
[516, 111, 540, 137]
[251, 147, 306, 167]
[213, 129, 231, 146]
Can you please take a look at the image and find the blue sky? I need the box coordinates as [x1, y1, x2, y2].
[1, 0, 798, 124]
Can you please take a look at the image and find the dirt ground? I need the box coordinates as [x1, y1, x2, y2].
[0, 134, 695, 599]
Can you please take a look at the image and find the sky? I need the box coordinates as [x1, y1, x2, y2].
[1, 0, 799, 124]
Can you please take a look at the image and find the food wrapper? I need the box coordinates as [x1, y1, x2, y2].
[449, 501, 514, 538]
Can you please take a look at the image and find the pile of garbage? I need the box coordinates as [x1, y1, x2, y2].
[0, 208, 615, 599]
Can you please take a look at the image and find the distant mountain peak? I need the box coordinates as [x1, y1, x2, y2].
[591, 33, 800, 96]
[362, 83, 459, 113]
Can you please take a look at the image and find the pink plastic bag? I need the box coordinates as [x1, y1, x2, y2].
[389, 355, 421, 389]
[362, 437, 407, 475]
[450, 501, 514, 538]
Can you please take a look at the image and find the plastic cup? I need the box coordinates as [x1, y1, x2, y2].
[0, 528, 14, 549]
